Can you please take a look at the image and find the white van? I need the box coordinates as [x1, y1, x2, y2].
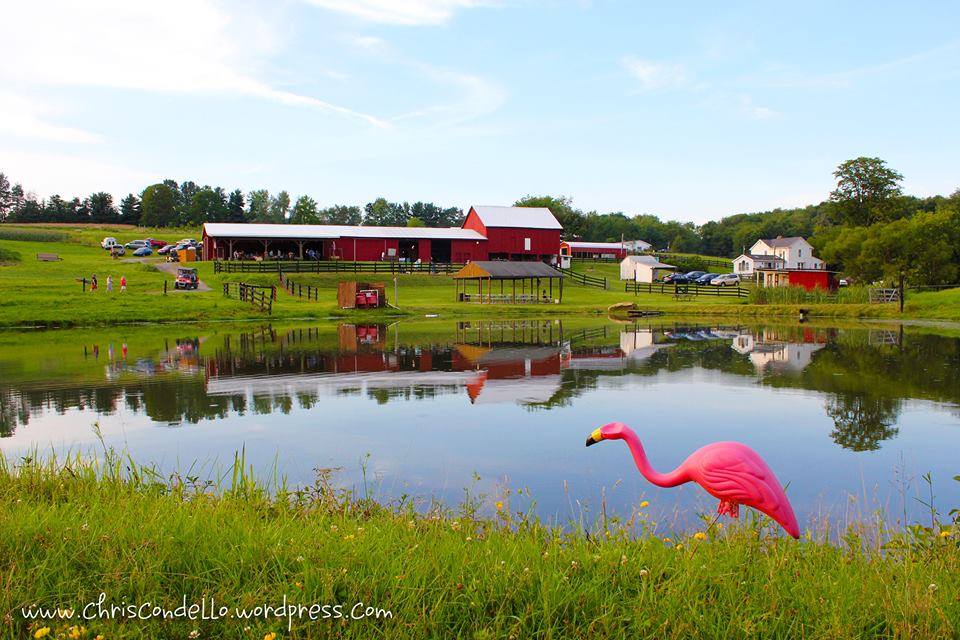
[101, 237, 119, 249]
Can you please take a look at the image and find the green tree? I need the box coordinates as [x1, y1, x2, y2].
[140, 183, 180, 227]
[363, 198, 407, 226]
[289, 195, 319, 224]
[270, 191, 291, 222]
[0, 173, 10, 222]
[87, 192, 118, 224]
[406, 216, 425, 227]
[319, 205, 362, 225]
[226, 189, 246, 223]
[829, 157, 904, 226]
[247, 190, 271, 222]
[409, 202, 462, 227]
[119, 194, 141, 225]
[185, 188, 228, 225]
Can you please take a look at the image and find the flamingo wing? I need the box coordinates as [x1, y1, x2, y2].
[690, 443, 799, 537]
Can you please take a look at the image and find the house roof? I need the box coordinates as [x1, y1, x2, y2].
[758, 236, 807, 248]
[203, 222, 485, 241]
[470, 206, 562, 230]
[453, 261, 564, 279]
[736, 253, 784, 261]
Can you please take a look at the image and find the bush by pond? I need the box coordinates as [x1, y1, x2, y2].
[748, 285, 870, 305]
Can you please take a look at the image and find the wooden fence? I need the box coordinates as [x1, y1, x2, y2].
[222, 282, 276, 313]
[564, 270, 607, 289]
[279, 272, 320, 301]
[625, 281, 749, 298]
[214, 260, 464, 275]
[868, 288, 900, 303]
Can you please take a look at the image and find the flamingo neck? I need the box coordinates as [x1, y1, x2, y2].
[621, 429, 689, 488]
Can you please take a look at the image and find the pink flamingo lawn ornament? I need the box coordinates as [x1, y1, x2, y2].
[585, 422, 800, 538]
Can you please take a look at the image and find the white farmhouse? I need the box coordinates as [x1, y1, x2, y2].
[620, 255, 675, 282]
[732, 236, 824, 277]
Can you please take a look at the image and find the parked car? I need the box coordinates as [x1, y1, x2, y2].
[838, 278, 849, 287]
[109, 245, 126, 258]
[667, 270, 706, 284]
[147, 238, 168, 248]
[694, 273, 720, 286]
[711, 273, 741, 286]
[157, 244, 175, 255]
[125, 239, 150, 250]
[132, 246, 153, 257]
[101, 237, 119, 250]
[174, 267, 199, 290]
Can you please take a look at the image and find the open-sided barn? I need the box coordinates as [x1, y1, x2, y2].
[201, 206, 563, 264]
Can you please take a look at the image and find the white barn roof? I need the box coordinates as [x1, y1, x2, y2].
[203, 223, 485, 241]
[470, 206, 562, 230]
[564, 241, 625, 250]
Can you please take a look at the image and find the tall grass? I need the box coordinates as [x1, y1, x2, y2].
[1, 446, 958, 639]
[0, 246, 21, 264]
[748, 285, 870, 305]
[0, 227, 69, 242]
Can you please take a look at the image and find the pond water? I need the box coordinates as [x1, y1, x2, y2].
[1, 318, 958, 532]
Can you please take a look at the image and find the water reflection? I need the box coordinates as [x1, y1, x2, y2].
[0, 320, 957, 457]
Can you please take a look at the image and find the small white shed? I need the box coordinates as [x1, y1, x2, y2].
[620, 255, 676, 283]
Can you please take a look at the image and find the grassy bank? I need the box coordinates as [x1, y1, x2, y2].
[2, 452, 958, 639]
[1, 224, 958, 327]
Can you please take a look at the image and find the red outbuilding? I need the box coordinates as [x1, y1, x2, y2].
[462, 206, 562, 262]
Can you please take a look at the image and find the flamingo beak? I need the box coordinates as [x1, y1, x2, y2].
[585, 428, 603, 447]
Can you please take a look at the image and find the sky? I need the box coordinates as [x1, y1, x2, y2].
[1, 0, 958, 224]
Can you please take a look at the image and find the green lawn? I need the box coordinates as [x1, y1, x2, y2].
[3, 453, 958, 639]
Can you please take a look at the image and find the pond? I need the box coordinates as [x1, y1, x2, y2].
[1, 318, 958, 532]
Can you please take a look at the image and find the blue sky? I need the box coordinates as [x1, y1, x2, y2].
[1, 0, 958, 223]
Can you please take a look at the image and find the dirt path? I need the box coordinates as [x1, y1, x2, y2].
[153, 261, 213, 292]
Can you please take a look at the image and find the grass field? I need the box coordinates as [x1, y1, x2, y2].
[3, 451, 958, 640]
[0, 224, 957, 327]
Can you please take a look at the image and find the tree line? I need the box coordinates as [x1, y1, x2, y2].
[0, 176, 464, 229]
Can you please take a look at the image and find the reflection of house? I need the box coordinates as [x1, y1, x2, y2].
[731, 331, 824, 372]
[619, 329, 668, 360]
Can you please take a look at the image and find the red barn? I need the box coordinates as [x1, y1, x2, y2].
[560, 241, 628, 261]
[462, 206, 562, 262]
[201, 205, 561, 263]
[758, 268, 838, 291]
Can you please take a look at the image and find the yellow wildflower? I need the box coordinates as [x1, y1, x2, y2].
[694, 532, 707, 541]
[295, 581, 303, 589]
[34, 629, 51, 639]
[343, 534, 355, 541]
[675, 543, 683, 550]
[264, 633, 277, 640]
[939, 530, 952, 538]
[640, 500, 649, 508]
[495, 501, 504, 511]
[67, 626, 85, 639]
[95, 636, 105, 640]
[662, 537, 671, 543]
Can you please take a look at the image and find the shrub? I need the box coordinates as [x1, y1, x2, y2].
[0, 247, 21, 264]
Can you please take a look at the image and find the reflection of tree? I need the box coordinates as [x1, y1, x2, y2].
[825, 393, 901, 452]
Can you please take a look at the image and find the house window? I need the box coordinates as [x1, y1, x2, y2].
[798, 262, 804, 269]
[798, 249, 802, 257]
[524, 238, 531, 251]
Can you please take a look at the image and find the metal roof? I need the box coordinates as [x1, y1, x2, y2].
[470, 206, 562, 230]
[564, 241, 627, 250]
[621, 255, 673, 267]
[454, 261, 564, 279]
[203, 223, 485, 241]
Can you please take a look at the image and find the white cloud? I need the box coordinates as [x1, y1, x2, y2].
[349, 35, 391, 53]
[0, 0, 386, 128]
[621, 56, 688, 91]
[304, 0, 492, 25]
[0, 92, 102, 144]
[740, 95, 779, 120]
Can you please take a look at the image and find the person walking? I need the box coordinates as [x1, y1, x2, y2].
[90, 274, 98, 292]
[106, 275, 113, 293]
[120, 275, 127, 293]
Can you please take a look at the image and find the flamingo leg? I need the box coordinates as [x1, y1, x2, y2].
[718, 500, 740, 518]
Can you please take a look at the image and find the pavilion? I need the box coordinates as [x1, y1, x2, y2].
[453, 261, 564, 304]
